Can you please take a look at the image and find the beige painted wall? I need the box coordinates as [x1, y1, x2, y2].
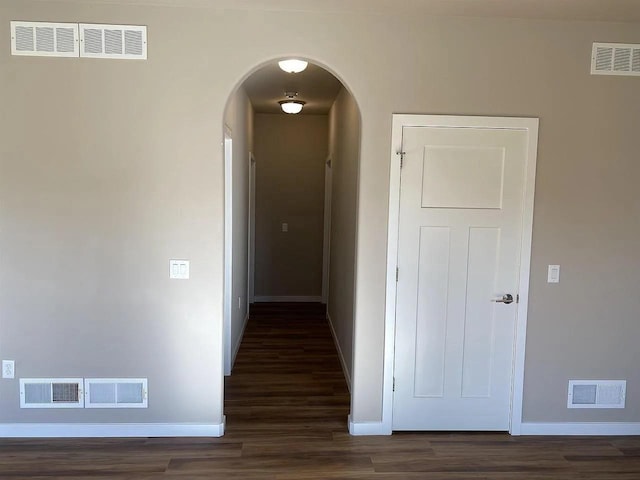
[327, 87, 361, 387]
[1, 0, 640, 428]
[224, 86, 253, 372]
[253, 114, 327, 298]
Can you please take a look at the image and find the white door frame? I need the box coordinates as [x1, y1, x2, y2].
[382, 114, 539, 435]
[322, 156, 333, 304]
[223, 126, 233, 376]
[248, 152, 256, 305]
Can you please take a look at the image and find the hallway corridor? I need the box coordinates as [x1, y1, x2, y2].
[224, 302, 351, 438]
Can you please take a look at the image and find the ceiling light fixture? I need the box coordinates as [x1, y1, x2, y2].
[279, 100, 305, 114]
[278, 59, 308, 74]
[279, 92, 306, 114]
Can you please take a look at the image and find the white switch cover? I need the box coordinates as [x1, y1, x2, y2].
[548, 265, 560, 283]
[170, 260, 190, 280]
[282, 223, 288, 232]
[2, 360, 15, 379]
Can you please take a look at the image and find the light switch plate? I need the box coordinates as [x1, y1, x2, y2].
[548, 265, 560, 283]
[2, 360, 15, 379]
[282, 223, 288, 232]
[169, 260, 190, 280]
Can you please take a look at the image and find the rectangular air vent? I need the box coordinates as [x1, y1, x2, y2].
[85, 378, 148, 408]
[592, 43, 640, 76]
[79, 24, 147, 59]
[20, 378, 84, 408]
[568, 380, 626, 409]
[10, 21, 79, 57]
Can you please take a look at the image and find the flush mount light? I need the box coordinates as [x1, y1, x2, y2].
[278, 59, 308, 73]
[279, 91, 306, 114]
[279, 100, 306, 114]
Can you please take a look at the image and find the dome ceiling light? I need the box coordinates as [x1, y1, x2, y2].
[280, 100, 305, 114]
[279, 91, 306, 114]
[278, 59, 308, 74]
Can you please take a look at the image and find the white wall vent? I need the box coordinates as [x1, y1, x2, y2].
[592, 43, 640, 76]
[84, 378, 148, 408]
[568, 380, 626, 409]
[79, 24, 147, 60]
[10, 21, 79, 57]
[20, 378, 84, 408]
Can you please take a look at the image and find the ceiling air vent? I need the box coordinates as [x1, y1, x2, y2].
[568, 380, 626, 409]
[591, 43, 640, 76]
[85, 378, 148, 408]
[10, 21, 79, 57]
[79, 24, 147, 60]
[20, 378, 84, 408]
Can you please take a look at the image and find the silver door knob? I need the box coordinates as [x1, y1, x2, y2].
[492, 294, 514, 304]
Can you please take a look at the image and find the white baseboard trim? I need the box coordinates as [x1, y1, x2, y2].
[520, 422, 640, 436]
[327, 313, 351, 393]
[230, 313, 249, 373]
[0, 420, 226, 438]
[253, 296, 323, 303]
[348, 414, 391, 436]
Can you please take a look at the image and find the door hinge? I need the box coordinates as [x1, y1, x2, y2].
[393, 377, 396, 392]
[396, 267, 399, 282]
[397, 150, 405, 168]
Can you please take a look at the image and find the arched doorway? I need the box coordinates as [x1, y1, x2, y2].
[222, 57, 362, 432]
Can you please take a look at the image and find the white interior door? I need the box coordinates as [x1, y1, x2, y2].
[393, 124, 529, 431]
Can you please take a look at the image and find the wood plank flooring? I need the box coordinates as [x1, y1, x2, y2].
[0, 302, 639, 478]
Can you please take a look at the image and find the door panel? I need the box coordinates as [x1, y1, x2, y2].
[414, 226, 450, 398]
[393, 125, 527, 431]
[421, 145, 505, 209]
[462, 227, 500, 399]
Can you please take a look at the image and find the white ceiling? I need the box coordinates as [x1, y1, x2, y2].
[229, 0, 640, 23]
[242, 62, 343, 115]
[86, 0, 640, 23]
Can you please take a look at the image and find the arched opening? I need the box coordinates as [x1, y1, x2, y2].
[222, 57, 362, 433]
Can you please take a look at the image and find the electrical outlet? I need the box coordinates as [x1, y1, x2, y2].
[2, 360, 15, 379]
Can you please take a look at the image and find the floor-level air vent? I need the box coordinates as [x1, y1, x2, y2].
[20, 378, 84, 408]
[85, 378, 148, 408]
[591, 43, 640, 76]
[10, 21, 79, 57]
[568, 380, 626, 409]
[79, 24, 147, 60]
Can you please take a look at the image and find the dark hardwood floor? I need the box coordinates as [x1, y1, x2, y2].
[0, 302, 639, 478]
